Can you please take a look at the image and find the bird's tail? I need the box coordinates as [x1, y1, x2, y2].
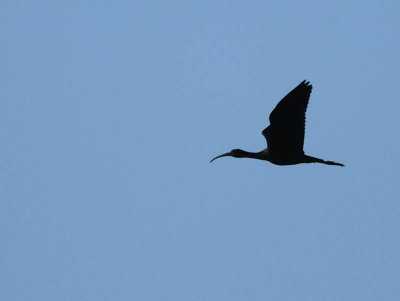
[304, 155, 344, 167]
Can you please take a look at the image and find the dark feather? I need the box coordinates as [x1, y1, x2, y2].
[262, 80, 312, 155]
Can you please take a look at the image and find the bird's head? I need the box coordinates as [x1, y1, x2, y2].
[210, 149, 246, 162]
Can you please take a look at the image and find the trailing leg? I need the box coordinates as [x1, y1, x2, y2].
[303, 155, 344, 167]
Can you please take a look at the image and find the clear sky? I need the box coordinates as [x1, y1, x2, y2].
[2, 1, 399, 300]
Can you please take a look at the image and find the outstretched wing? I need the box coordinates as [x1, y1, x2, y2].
[262, 80, 312, 154]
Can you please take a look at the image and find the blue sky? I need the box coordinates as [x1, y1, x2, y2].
[1, 1, 399, 300]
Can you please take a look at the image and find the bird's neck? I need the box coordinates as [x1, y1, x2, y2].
[240, 150, 266, 160]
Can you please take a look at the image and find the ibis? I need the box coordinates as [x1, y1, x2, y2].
[210, 80, 344, 167]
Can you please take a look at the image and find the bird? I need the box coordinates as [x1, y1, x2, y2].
[210, 80, 344, 167]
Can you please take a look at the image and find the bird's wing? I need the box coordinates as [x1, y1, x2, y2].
[262, 80, 312, 154]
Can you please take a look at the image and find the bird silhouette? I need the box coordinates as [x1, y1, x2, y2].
[210, 80, 344, 166]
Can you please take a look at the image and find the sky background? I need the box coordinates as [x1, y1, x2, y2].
[1, 1, 400, 300]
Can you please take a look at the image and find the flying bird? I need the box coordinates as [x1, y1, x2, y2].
[210, 80, 344, 166]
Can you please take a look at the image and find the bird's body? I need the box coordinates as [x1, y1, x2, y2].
[210, 80, 344, 167]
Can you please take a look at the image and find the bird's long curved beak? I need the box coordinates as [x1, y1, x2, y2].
[210, 152, 231, 163]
